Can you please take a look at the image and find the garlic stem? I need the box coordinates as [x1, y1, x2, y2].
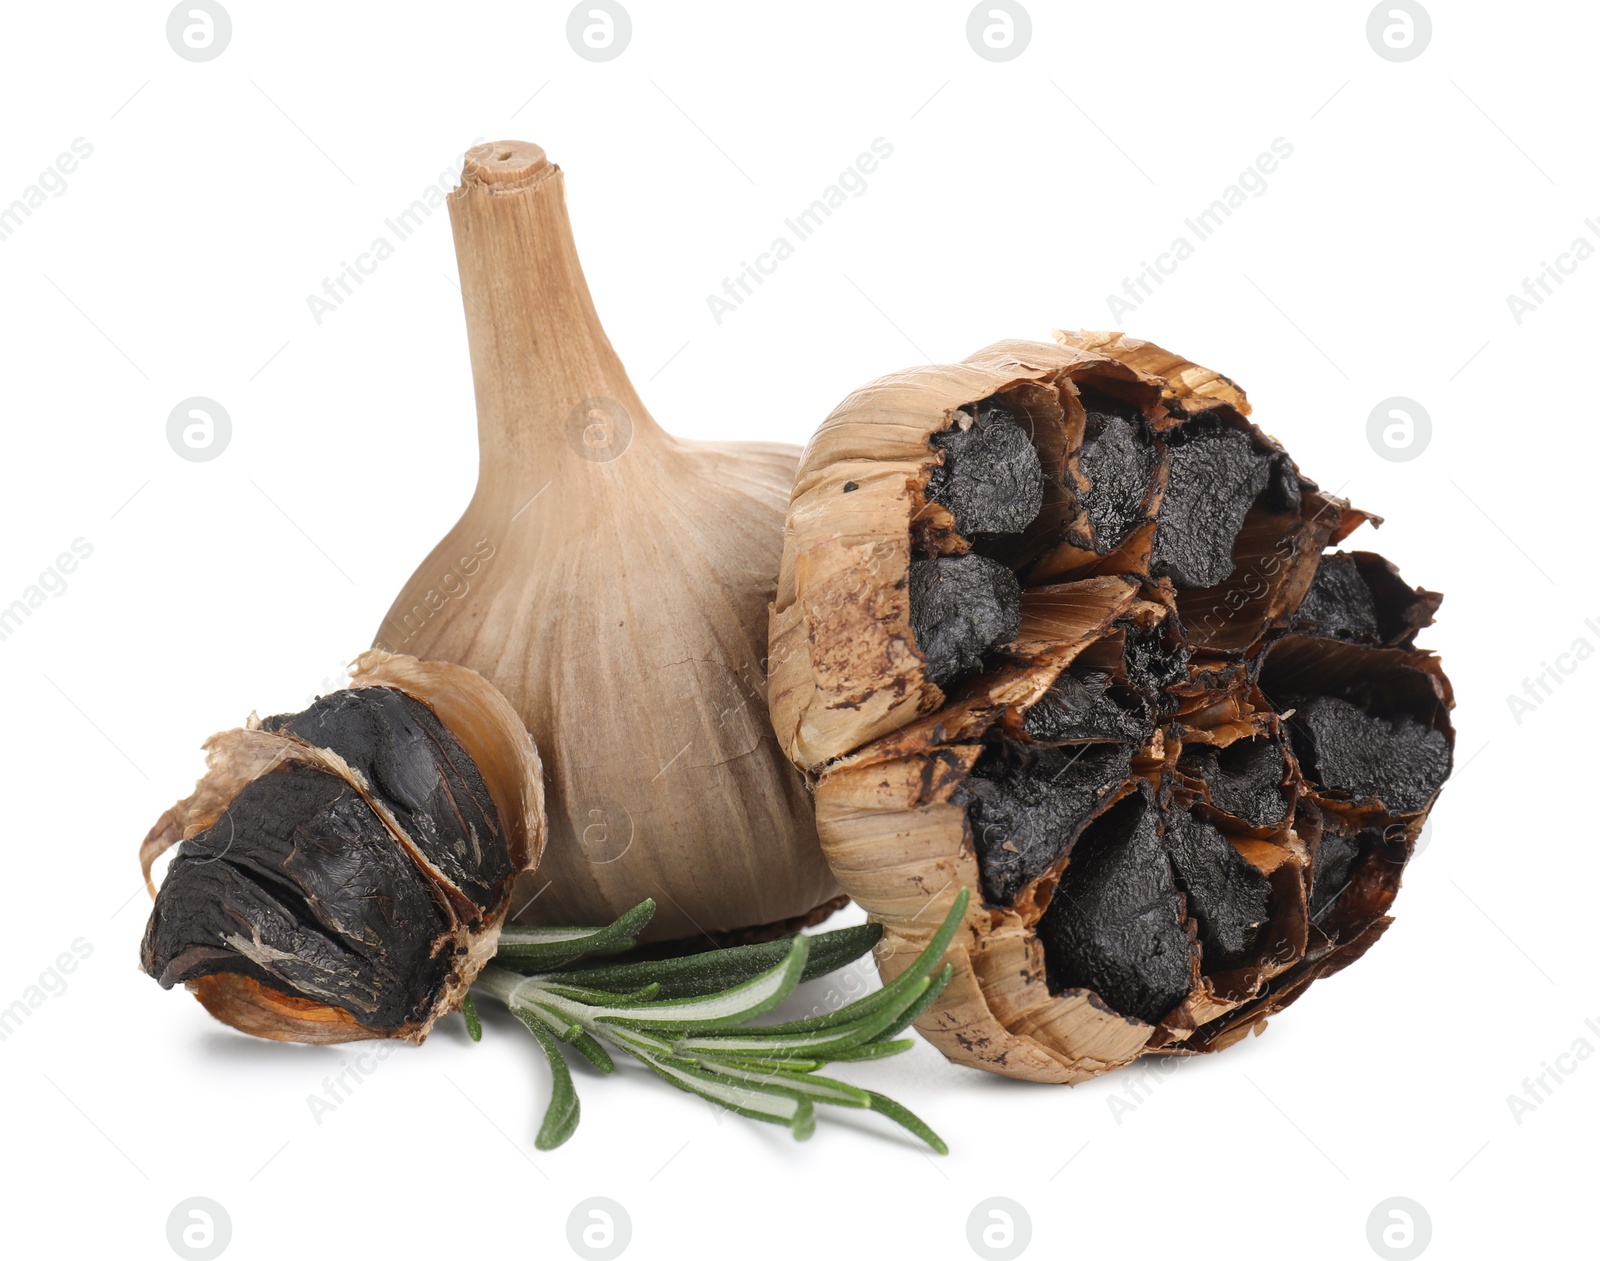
[449, 141, 665, 485]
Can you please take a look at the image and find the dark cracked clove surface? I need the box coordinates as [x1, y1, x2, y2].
[141, 765, 453, 1030]
[1178, 736, 1290, 828]
[926, 402, 1044, 536]
[142, 680, 520, 1033]
[262, 687, 511, 920]
[962, 741, 1133, 904]
[1289, 695, 1451, 814]
[1023, 668, 1151, 744]
[1294, 551, 1440, 649]
[1293, 553, 1381, 644]
[1151, 425, 1273, 589]
[1076, 409, 1158, 554]
[909, 554, 1022, 689]
[1123, 621, 1191, 699]
[1037, 788, 1194, 1025]
[1165, 808, 1272, 966]
[1309, 825, 1367, 923]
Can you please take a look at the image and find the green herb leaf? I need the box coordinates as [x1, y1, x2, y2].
[869, 963, 954, 1043]
[512, 1009, 581, 1151]
[565, 1030, 616, 1074]
[474, 891, 965, 1153]
[705, 1062, 872, 1108]
[587, 937, 810, 1031]
[494, 900, 656, 969]
[865, 1090, 948, 1155]
[637, 1053, 816, 1139]
[541, 922, 882, 997]
[460, 992, 482, 1043]
[692, 1053, 826, 1073]
[820, 1039, 916, 1062]
[672, 974, 934, 1058]
[535, 980, 663, 1005]
[731, 888, 968, 1039]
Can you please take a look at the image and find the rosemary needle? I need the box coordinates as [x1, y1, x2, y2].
[473, 890, 967, 1152]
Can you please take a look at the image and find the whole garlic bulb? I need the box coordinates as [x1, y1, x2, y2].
[376, 142, 837, 942]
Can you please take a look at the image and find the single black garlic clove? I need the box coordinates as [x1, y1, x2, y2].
[1177, 736, 1291, 829]
[1150, 425, 1278, 589]
[960, 741, 1134, 905]
[926, 401, 1045, 536]
[144, 766, 457, 1031]
[258, 686, 513, 921]
[908, 554, 1022, 689]
[1075, 407, 1159, 555]
[1287, 695, 1452, 815]
[139, 652, 544, 1044]
[1036, 786, 1195, 1026]
[1164, 808, 1273, 967]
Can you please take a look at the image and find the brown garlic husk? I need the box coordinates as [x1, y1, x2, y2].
[139, 652, 545, 1044]
[374, 141, 837, 942]
[770, 331, 1453, 1082]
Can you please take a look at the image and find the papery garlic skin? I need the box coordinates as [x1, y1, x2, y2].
[376, 142, 838, 942]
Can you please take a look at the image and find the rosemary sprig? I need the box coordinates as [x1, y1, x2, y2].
[472, 888, 968, 1152]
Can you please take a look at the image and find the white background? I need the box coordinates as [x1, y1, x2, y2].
[1, 2, 1594, 1259]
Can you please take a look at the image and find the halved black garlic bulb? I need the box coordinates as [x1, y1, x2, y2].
[769, 331, 1453, 1081]
[140, 652, 545, 1043]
